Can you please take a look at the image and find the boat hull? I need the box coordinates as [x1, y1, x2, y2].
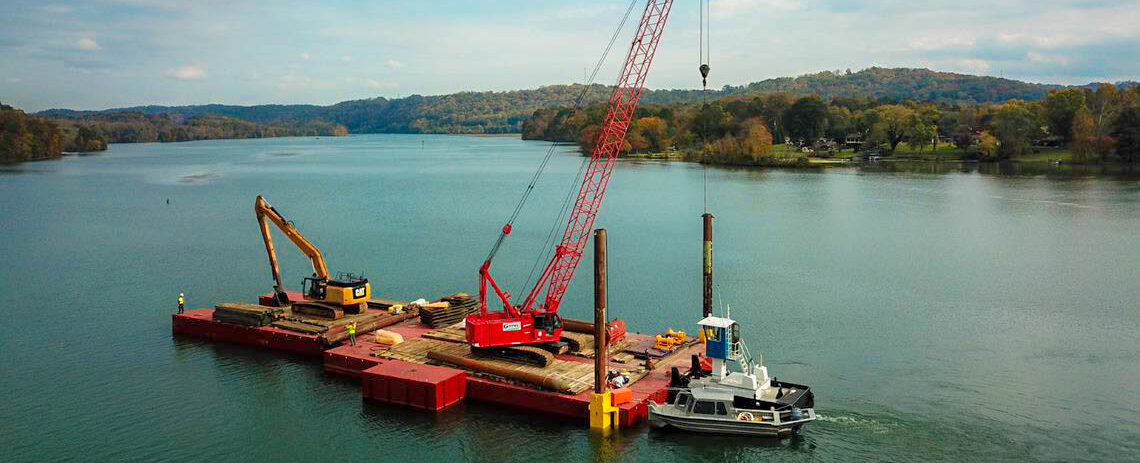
[648, 404, 811, 438]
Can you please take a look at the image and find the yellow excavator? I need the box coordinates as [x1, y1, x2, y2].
[255, 195, 371, 319]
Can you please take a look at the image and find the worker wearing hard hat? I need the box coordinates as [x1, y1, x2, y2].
[347, 321, 357, 346]
[177, 292, 185, 314]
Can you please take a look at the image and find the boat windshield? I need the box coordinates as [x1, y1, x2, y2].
[674, 392, 691, 409]
[692, 400, 716, 414]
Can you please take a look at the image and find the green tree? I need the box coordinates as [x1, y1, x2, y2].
[1111, 106, 1140, 163]
[1042, 89, 1086, 142]
[783, 96, 828, 144]
[824, 106, 853, 145]
[908, 120, 936, 152]
[952, 124, 974, 150]
[870, 105, 913, 153]
[990, 101, 1041, 159]
[1070, 107, 1095, 163]
[917, 104, 943, 152]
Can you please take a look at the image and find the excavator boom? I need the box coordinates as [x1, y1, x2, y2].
[254, 195, 369, 312]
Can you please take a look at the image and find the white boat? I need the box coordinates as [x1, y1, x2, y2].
[648, 310, 816, 437]
[648, 387, 815, 437]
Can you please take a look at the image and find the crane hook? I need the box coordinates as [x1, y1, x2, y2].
[699, 64, 710, 88]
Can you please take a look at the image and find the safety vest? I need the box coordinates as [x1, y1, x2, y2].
[178, 296, 184, 305]
[347, 324, 356, 335]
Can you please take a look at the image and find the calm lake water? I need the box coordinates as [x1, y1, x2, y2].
[1, 134, 1137, 462]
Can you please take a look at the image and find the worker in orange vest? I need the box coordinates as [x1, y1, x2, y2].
[347, 321, 357, 346]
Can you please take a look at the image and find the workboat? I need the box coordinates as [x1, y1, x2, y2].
[648, 309, 816, 437]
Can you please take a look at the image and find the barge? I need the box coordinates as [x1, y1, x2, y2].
[173, 291, 702, 426]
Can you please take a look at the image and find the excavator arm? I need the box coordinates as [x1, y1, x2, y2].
[255, 195, 330, 305]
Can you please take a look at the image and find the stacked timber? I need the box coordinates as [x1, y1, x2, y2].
[212, 303, 283, 327]
[419, 293, 479, 328]
[318, 311, 418, 348]
[270, 319, 327, 335]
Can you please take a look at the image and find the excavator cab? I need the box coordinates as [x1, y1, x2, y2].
[304, 273, 370, 306]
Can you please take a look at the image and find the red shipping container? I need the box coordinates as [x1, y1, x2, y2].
[362, 360, 466, 411]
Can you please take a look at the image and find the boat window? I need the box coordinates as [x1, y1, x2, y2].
[674, 392, 690, 409]
[705, 327, 720, 342]
[691, 400, 715, 415]
[716, 402, 728, 415]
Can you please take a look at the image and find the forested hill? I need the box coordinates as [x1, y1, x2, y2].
[37, 68, 1101, 135]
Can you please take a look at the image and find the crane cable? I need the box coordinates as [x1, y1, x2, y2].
[521, 0, 644, 294]
[485, 0, 642, 265]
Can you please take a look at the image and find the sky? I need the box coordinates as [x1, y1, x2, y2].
[1, 0, 1138, 112]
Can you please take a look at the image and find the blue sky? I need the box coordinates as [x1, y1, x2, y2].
[1, 0, 1138, 111]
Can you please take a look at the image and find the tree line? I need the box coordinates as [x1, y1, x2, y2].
[39, 68, 1080, 138]
[53, 112, 348, 145]
[1, 103, 64, 163]
[3, 102, 351, 163]
[522, 83, 1140, 166]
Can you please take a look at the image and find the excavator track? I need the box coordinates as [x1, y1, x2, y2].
[472, 345, 556, 368]
[290, 301, 345, 320]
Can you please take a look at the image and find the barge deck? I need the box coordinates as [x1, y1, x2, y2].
[172, 293, 700, 427]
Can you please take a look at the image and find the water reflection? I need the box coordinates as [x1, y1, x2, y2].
[856, 160, 1140, 179]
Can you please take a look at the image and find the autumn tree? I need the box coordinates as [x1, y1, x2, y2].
[1070, 107, 1095, 163]
[1086, 84, 1123, 161]
[632, 116, 670, 152]
[976, 131, 999, 160]
[739, 117, 774, 160]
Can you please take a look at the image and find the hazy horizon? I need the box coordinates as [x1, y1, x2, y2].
[3, 0, 1139, 112]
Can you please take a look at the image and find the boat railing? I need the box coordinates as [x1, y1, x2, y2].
[734, 406, 816, 425]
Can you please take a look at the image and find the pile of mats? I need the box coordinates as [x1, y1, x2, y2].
[419, 293, 479, 328]
[212, 303, 284, 327]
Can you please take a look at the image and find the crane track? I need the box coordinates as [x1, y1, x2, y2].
[472, 345, 556, 368]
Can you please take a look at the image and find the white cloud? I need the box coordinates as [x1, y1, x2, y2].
[76, 37, 101, 51]
[946, 58, 991, 74]
[365, 79, 398, 89]
[341, 56, 352, 62]
[996, 32, 1079, 49]
[164, 65, 206, 80]
[908, 36, 975, 51]
[385, 59, 404, 69]
[1026, 51, 1069, 66]
[300, 52, 311, 61]
[712, 0, 802, 19]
